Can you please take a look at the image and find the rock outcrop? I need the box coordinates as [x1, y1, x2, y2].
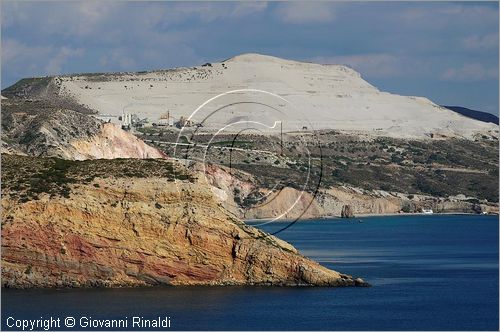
[341, 205, 355, 218]
[69, 123, 166, 160]
[1, 99, 165, 160]
[201, 164, 498, 219]
[1, 155, 367, 288]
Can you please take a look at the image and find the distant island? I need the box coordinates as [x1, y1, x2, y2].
[441, 105, 499, 124]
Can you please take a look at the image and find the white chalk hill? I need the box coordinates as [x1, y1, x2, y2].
[58, 53, 497, 139]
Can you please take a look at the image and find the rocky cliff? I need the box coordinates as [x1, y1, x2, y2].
[1, 98, 165, 160]
[69, 123, 166, 160]
[1, 155, 367, 288]
[200, 161, 498, 219]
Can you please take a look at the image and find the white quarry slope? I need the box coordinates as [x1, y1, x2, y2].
[57, 53, 497, 139]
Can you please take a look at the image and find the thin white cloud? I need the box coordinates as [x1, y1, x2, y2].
[463, 33, 499, 51]
[309, 53, 430, 79]
[312, 54, 400, 77]
[1, 1, 210, 79]
[2, 1, 266, 41]
[276, 2, 336, 24]
[2, 39, 51, 65]
[99, 48, 138, 71]
[45, 47, 85, 74]
[230, 2, 268, 18]
[61, 1, 118, 36]
[1, 2, 28, 28]
[441, 63, 498, 82]
[2, 39, 84, 79]
[1, 39, 54, 81]
[401, 3, 498, 27]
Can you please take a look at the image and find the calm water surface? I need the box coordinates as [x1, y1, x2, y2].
[2, 215, 498, 330]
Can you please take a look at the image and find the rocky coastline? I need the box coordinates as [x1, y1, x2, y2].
[1, 155, 368, 289]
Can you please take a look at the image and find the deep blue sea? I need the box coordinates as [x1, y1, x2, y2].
[2, 215, 498, 330]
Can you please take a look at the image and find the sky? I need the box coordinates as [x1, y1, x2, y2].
[1, 1, 499, 115]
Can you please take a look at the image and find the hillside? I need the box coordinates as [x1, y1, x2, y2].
[2, 53, 497, 206]
[1, 98, 165, 160]
[2, 53, 498, 139]
[144, 128, 498, 206]
[1, 154, 367, 288]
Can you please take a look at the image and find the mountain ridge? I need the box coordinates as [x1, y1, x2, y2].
[2, 53, 497, 140]
[442, 105, 498, 124]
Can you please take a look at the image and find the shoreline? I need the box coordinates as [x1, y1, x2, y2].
[245, 212, 498, 223]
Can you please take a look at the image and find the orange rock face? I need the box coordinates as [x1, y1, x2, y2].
[1, 173, 367, 288]
[69, 123, 167, 160]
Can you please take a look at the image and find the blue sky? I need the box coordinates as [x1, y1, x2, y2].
[2, 1, 499, 115]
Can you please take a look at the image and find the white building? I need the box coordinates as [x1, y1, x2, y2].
[157, 117, 174, 126]
[157, 111, 175, 127]
[122, 113, 133, 126]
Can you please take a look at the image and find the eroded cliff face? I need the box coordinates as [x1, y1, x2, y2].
[1, 156, 366, 288]
[1, 100, 165, 160]
[202, 163, 498, 219]
[69, 123, 166, 160]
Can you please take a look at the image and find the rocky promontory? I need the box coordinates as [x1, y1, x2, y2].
[1, 155, 367, 288]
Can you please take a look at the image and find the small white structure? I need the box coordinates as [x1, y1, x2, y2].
[157, 118, 168, 126]
[157, 111, 175, 127]
[157, 117, 174, 126]
[422, 208, 434, 214]
[122, 113, 133, 126]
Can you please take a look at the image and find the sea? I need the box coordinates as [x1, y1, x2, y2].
[2, 215, 498, 331]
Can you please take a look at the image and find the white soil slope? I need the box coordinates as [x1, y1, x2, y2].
[57, 53, 497, 139]
[69, 123, 166, 160]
